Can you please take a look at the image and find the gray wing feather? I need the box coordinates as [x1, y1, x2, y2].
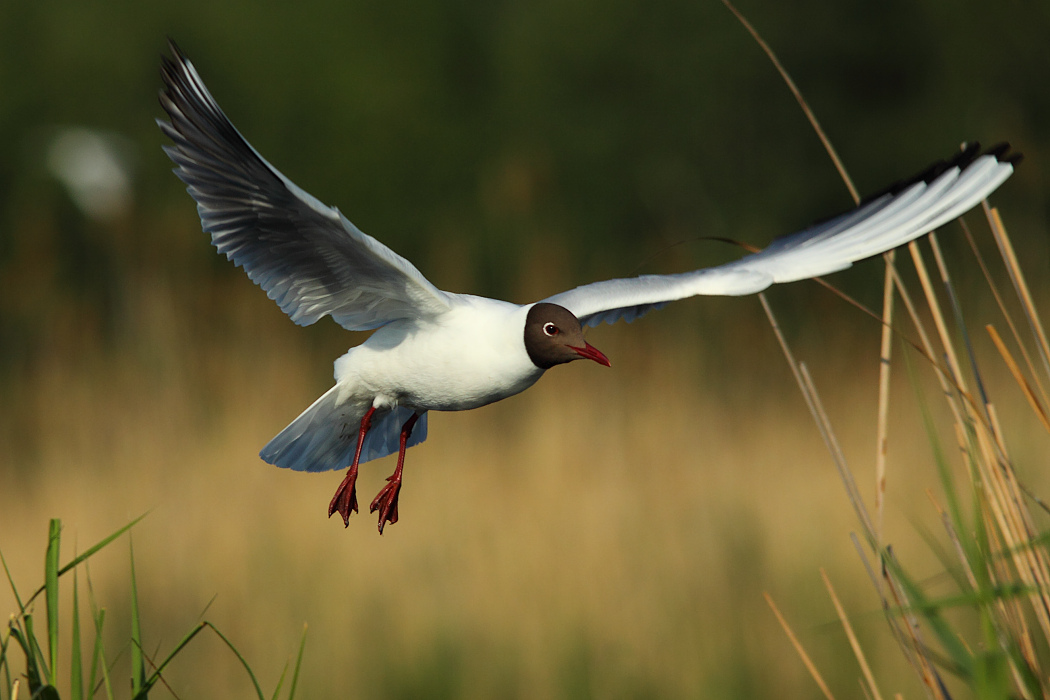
[260, 385, 427, 472]
[158, 41, 451, 331]
[542, 144, 1017, 327]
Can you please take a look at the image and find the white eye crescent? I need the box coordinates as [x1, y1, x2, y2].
[543, 322, 559, 337]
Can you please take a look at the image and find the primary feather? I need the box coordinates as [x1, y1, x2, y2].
[541, 143, 1018, 327]
[157, 41, 452, 331]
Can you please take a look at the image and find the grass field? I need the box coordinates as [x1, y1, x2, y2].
[0, 1, 1047, 695]
[3, 199, 1049, 698]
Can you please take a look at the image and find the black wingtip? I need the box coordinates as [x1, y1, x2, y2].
[859, 140, 1020, 206]
[158, 40, 183, 109]
[986, 141, 1023, 166]
[165, 37, 185, 63]
[160, 37, 182, 78]
[158, 38, 197, 102]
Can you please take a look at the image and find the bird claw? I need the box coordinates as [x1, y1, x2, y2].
[328, 470, 359, 527]
[370, 477, 401, 534]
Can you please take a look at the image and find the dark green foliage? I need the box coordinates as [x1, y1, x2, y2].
[1, 518, 307, 700]
[0, 1, 1044, 366]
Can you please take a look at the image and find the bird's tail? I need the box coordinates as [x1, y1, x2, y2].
[260, 385, 428, 473]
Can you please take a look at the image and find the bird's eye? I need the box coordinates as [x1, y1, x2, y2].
[543, 322, 559, 337]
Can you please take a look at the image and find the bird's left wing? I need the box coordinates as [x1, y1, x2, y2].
[540, 143, 1018, 327]
[158, 41, 452, 331]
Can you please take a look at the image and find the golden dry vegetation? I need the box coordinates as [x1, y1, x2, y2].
[3, 7, 1049, 695]
[4, 203, 1049, 698]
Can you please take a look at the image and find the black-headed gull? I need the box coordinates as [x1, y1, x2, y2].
[157, 41, 1018, 533]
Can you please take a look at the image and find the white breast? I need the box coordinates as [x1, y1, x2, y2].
[333, 296, 544, 412]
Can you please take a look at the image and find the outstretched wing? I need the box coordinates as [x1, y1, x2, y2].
[157, 40, 452, 331]
[541, 143, 1019, 327]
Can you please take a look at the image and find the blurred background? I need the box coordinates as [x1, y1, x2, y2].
[1, 0, 1049, 697]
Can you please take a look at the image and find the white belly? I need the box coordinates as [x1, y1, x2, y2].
[333, 297, 544, 412]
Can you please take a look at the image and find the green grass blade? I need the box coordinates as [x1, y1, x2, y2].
[203, 622, 267, 700]
[908, 518, 973, 593]
[270, 662, 290, 700]
[60, 512, 148, 578]
[87, 604, 116, 700]
[96, 623, 115, 700]
[0, 548, 25, 615]
[24, 512, 148, 610]
[25, 608, 52, 688]
[7, 624, 42, 690]
[133, 622, 208, 700]
[5, 621, 28, 659]
[1, 547, 26, 700]
[1, 623, 13, 695]
[45, 519, 61, 682]
[85, 560, 118, 700]
[71, 566, 84, 700]
[286, 624, 308, 700]
[884, 560, 975, 680]
[23, 613, 50, 689]
[270, 625, 309, 700]
[898, 357, 978, 678]
[889, 584, 1037, 616]
[129, 537, 145, 697]
[36, 685, 62, 700]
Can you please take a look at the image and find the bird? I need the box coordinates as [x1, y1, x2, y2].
[157, 40, 1019, 534]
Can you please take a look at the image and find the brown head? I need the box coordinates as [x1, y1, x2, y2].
[524, 303, 611, 370]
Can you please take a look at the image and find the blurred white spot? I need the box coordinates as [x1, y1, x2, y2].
[46, 127, 134, 221]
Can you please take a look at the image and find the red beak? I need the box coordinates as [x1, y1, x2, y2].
[570, 342, 611, 367]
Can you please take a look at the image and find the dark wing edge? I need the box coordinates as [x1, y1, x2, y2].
[541, 143, 1018, 328]
[157, 39, 452, 331]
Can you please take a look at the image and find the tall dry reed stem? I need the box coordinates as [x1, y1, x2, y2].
[726, 1, 1050, 697]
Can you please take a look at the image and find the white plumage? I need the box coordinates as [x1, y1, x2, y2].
[158, 40, 1018, 532]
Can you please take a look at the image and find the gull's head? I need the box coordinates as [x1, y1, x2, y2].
[524, 303, 611, 370]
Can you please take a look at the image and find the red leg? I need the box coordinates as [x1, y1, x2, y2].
[328, 405, 376, 527]
[370, 412, 421, 534]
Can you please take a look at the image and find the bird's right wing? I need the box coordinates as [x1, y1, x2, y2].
[157, 40, 452, 331]
[540, 143, 1018, 327]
